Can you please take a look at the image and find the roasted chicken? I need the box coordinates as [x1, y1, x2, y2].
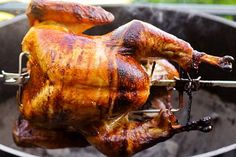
[13, 117, 89, 149]
[14, 0, 234, 156]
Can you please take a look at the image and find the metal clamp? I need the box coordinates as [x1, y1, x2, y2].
[0, 52, 30, 85]
[0, 52, 30, 105]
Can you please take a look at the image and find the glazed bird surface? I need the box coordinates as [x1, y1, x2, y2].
[14, 0, 234, 156]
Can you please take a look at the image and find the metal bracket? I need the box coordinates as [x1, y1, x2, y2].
[0, 52, 30, 105]
[0, 52, 29, 85]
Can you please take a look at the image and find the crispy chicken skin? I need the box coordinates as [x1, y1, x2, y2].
[85, 110, 178, 157]
[84, 62, 180, 157]
[21, 16, 228, 128]
[16, 0, 233, 156]
[13, 117, 89, 148]
[26, 0, 114, 34]
[21, 26, 150, 128]
[13, 59, 178, 151]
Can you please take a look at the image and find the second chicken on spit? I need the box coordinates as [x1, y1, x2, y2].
[13, 0, 234, 156]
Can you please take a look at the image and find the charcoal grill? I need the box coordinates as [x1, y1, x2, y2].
[0, 5, 236, 157]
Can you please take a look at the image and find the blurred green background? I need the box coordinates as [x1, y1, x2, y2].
[134, 0, 236, 21]
[135, 0, 236, 4]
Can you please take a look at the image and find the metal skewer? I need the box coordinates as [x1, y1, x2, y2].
[199, 80, 236, 88]
[151, 79, 236, 89]
[131, 108, 180, 114]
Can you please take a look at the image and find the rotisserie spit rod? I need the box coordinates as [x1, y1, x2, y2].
[1, 71, 236, 88]
[132, 79, 236, 114]
[151, 79, 236, 89]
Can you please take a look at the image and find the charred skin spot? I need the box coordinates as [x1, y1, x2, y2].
[73, 4, 83, 21]
[116, 55, 147, 91]
[192, 50, 205, 69]
[72, 3, 114, 23]
[122, 20, 144, 54]
[113, 91, 137, 115]
[28, 0, 45, 23]
[119, 124, 129, 156]
[73, 4, 96, 21]
[112, 54, 149, 115]
[13, 118, 90, 148]
[106, 51, 117, 89]
[99, 125, 129, 157]
[30, 5, 44, 21]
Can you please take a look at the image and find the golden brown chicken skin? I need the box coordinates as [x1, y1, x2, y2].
[13, 117, 90, 149]
[84, 110, 178, 157]
[21, 19, 230, 128]
[84, 110, 213, 157]
[15, 59, 178, 151]
[26, 0, 114, 34]
[83, 60, 181, 157]
[21, 24, 150, 128]
[15, 58, 179, 153]
[17, 0, 233, 156]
